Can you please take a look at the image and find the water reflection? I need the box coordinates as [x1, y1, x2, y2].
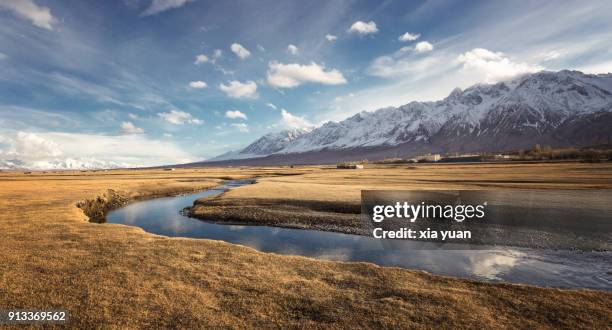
[106, 182, 611, 291]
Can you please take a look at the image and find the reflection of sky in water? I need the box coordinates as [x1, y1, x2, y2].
[107, 184, 611, 291]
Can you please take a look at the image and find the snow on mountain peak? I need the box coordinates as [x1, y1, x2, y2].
[213, 70, 612, 160]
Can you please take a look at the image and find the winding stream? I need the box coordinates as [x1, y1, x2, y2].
[106, 180, 611, 291]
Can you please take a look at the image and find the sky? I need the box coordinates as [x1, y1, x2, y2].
[1, 0, 611, 168]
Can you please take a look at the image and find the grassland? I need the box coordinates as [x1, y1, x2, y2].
[190, 162, 612, 250]
[0, 163, 611, 328]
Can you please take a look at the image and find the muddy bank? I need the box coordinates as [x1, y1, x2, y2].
[189, 197, 365, 235]
[77, 183, 222, 223]
[188, 196, 610, 251]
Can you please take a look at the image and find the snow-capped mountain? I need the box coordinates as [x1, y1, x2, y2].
[210, 70, 612, 163]
[241, 128, 310, 154]
[209, 128, 310, 161]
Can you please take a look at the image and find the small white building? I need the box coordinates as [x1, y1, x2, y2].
[417, 154, 441, 162]
[337, 164, 364, 169]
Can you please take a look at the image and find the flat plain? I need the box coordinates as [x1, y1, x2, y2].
[191, 162, 612, 249]
[1, 163, 611, 328]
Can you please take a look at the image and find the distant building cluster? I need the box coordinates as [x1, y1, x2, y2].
[336, 164, 364, 169]
[413, 154, 441, 162]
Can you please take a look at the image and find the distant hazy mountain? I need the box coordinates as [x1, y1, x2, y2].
[207, 70, 612, 164]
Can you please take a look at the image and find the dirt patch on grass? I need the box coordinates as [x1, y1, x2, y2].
[76, 189, 129, 223]
[190, 197, 364, 234]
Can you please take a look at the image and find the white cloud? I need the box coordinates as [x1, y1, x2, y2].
[163, 133, 173, 137]
[287, 44, 299, 55]
[257, 44, 265, 52]
[399, 32, 420, 42]
[225, 110, 247, 120]
[415, 41, 434, 53]
[539, 50, 563, 62]
[120, 121, 144, 134]
[231, 123, 249, 133]
[141, 0, 194, 16]
[128, 113, 141, 120]
[214, 66, 234, 75]
[577, 60, 612, 74]
[457, 48, 542, 82]
[0, 0, 56, 30]
[266, 62, 347, 88]
[230, 43, 251, 59]
[218, 80, 258, 99]
[1, 132, 62, 160]
[266, 103, 278, 110]
[0, 52, 7, 60]
[348, 20, 378, 35]
[0, 131, 196, 168]
[325, 34, 337, 42]
[194, 54, 209, 64]
[281, 109, 313, 129]
[211, 49, 222, 63]
[188, 80, 207, 89]
[158, 110, 204, 125]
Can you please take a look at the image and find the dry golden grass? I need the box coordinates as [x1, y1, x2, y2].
[220, 162, 612, 201]
[192, 162, 612, 245]
[1, 164, 611, 328]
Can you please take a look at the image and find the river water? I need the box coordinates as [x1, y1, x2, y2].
[106, 180, 611, 291]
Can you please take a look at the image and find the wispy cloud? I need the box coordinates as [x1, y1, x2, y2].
[158, 110, 203, 125]
[325, 34, 337, 42]
[47, 72, 126, 105]
[281, 109, 312, 129]
[231, 123, 249, 133]
[120, 121, 144, 134]
[0, 0, 56, 30]
[141, 0, 195, 16]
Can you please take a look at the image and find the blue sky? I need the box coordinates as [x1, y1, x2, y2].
[1, 0, 611, 167]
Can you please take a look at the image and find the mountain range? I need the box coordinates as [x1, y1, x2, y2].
[203, 70, 612, 166]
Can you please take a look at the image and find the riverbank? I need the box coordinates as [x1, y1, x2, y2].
[189, 162, 612, 251]
[1, 165, 611, 328]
